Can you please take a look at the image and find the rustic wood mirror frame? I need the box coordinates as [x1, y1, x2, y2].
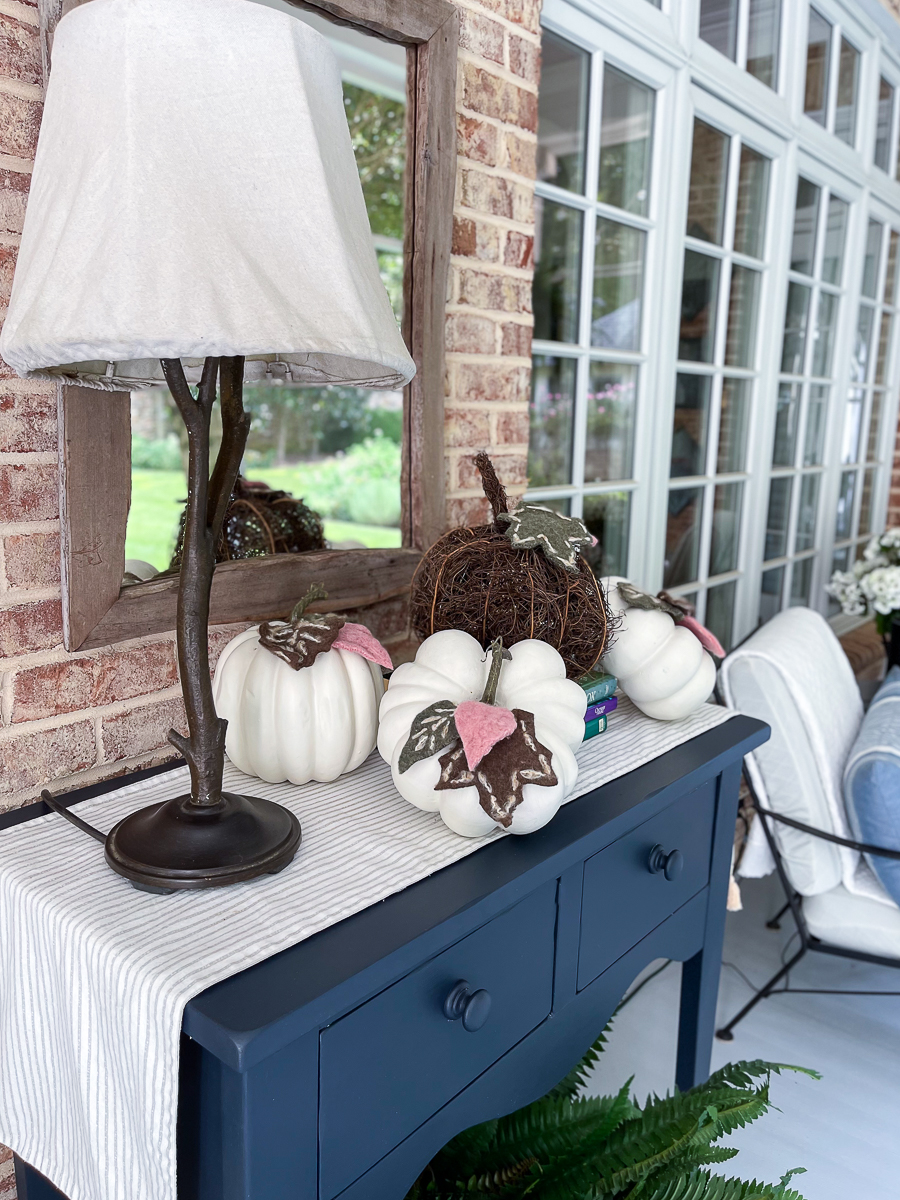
[39, 0, 457, 651]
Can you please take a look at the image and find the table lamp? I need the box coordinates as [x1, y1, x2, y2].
[0, 0, 416, 892]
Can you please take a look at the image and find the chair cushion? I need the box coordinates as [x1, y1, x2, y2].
[804, 881, 900, 960]
[720, 608, 863, 896]
[843, 666, 900, 905]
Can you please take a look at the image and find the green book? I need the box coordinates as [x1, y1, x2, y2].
[577, 670, 617, 706]
[583, 714, 607, 741]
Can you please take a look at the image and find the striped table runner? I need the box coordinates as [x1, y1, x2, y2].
[0, 697, 734, 1200]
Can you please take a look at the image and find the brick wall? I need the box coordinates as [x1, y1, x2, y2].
[0, 0, 538, 1183]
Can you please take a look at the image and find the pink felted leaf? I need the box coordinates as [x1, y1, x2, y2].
[454, 700, 517, 770]
[331, 622, 393, 670]
[678, 614, 725, 658]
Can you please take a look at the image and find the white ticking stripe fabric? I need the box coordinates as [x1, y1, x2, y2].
[0, 698, 734, 1200]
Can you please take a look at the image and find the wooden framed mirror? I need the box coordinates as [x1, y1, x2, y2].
[40, 0, 457, 650]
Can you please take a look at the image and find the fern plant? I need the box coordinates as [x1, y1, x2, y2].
[406, 1027, 818, 1200]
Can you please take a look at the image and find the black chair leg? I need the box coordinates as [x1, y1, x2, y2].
[715, 946, 807, 1041]
[766, 898, 792, 930]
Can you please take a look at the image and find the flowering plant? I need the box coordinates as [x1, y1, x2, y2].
[827, 528, 900, 635]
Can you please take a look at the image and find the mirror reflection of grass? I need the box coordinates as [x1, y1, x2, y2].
[126, 436, 402, 570]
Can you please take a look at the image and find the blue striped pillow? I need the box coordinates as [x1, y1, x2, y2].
[843, 666, 900, 904]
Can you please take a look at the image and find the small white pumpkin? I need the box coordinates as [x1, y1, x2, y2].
[377, 630, 586, 837]
[213, 589, 389, 785]
[601, 577, 716, 721]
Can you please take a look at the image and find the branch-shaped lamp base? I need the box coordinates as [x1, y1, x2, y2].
[98, 356, 301, 893]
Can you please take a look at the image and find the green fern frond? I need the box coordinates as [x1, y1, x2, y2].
[700, 1062, 820, 1092]
[646, 1168, 808, 1199]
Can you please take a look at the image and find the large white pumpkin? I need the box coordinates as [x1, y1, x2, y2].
[377, 630, 586, 837]
[213, 625, 384, 784]
[601, 577, 716, 720]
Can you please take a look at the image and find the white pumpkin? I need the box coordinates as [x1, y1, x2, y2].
[213, 624, 385, 785]
[377, 630, 586, 837]
[601, 577, 716, 721]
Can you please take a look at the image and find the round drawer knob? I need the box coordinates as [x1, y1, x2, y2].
[648, 844, 684, 881]
[443, 980, 492, 1032]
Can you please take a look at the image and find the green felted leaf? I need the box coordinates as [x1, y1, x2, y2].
[616, 582, 685, 620]
[398, 700, 459, 773]
[496, 505, 594, 574]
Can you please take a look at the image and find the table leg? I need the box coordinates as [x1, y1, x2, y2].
[675, 761, 742, 1091]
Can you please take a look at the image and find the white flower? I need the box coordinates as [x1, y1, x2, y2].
[826, 570, 867, 616]
[859, 566, 900, 616]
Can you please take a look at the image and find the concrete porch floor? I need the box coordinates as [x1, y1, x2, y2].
[583, 871, 900, 1199]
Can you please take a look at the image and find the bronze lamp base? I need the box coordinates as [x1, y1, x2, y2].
[105, 792, 302, 893]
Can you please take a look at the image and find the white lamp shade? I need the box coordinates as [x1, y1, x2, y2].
[0, 0, 416, 391]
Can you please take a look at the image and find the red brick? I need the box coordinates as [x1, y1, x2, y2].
[0, 13, 42, 88]
[12, 642, 178, 723]
[504, 230, 534, 269]
[457, 361, 531, 403]
[457, 113, 500, 166]
[454, 451, 527, 491]
[452, 214, 499, 262]
[457, 268, 532, 314]
[0, 387, 56, 452]
[0, 243, 16, 306]
[0, 91, 42, 160]
[208, 623, 250, 672]
[501, 321, 532, 357]
[4, 531, 60, 589]
[0, 720, 95, 797]
[496, 410, 530, 444]
[462, 62, 537, 132]
[459, 8, 504, 64]
[0, 168, 30, 236]
[0, 598, 62, 655]
[102, 696, 188, 762]
[0, 386, 56, 451]
[509, 34, 540, 82]
[505, 130, 537, 178]
[446, 495, 492, 528]
[444, 407, 490, 448]
[473, 0, 541, 34]
[335, 595, 407, 642]
[445, 312, 497, 355]
[0, 462, 59, 521]
[460, 168, 513, 219]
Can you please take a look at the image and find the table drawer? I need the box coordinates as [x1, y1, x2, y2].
[318, 882, 556, 1199]
[577, 780, 716, 990]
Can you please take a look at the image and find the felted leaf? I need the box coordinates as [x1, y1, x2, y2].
[617, 581, 685, 619]
[331, 621, 393, 670]
[496, 504, 593, 574]
[679, 614, 726, 658]
[398, 700, 459, 774]
[454, 700, 517, 770]
[435, 709, 558, 829]
[258, 612, 344, 670]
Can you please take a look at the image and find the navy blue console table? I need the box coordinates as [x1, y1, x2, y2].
[11, 714, 767, 1200]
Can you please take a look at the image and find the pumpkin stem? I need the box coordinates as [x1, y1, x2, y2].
[473, 452, 510, 523]
[480, 637, 511, 705]
[290, 582, 328, 623]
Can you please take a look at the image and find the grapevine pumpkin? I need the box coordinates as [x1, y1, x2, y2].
[377, 629, 586, 837]
[213, 585, 392, 785]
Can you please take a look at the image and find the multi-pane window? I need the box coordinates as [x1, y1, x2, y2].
[760, 178, 849, 620]
[804, 8, 860, 147]
[664, 119, 770, 651]
[530, 30, 656, 576]
[876, 77, 896, 172]
[699, 0, 781, 89]
[832, 222, 899, 582]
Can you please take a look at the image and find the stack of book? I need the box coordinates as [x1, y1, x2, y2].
[578, 669, 618, 741]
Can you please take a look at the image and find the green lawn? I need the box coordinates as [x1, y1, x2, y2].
[125, 469, 401, 572]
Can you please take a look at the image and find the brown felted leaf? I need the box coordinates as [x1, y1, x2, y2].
[496, 505, 594, 574]
[398, 700, 459, 774]
[258, 612, 345, 670]
[434, 709, 558, 829]
[617, 581, 684, 620]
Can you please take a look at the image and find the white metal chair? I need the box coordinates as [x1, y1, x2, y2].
[716, 606, 900, 1040]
